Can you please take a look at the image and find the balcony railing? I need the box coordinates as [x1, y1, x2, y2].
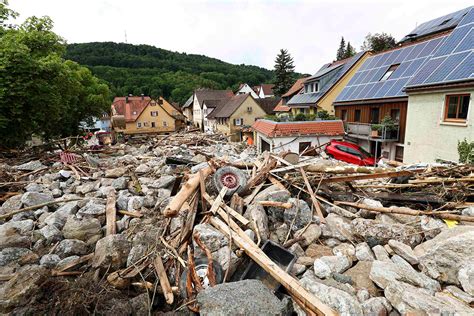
[345, 122, 400, 141]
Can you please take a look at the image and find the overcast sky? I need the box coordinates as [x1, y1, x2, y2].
[10, 0, 473, 74]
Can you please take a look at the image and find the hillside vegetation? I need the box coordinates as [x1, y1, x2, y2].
[65, 42, 276, 104]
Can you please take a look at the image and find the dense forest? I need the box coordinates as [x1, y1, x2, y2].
[65, 42, 278, 104]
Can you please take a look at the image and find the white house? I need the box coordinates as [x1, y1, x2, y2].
[252, 119, 345, 154]
[191, 89, 234, 130]
[256, 84, 275, 98]
[236, 83, 259, 98]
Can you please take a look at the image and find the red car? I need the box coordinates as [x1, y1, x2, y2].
[325, 140, 376, 166]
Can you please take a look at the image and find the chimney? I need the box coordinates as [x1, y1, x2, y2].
[141, 93, 144, 100]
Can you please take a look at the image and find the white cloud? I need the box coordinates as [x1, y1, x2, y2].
[10, 0, 473, 74]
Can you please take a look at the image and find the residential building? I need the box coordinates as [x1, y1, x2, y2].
[255, 84, 275, 98]
[274, 77, 309, 116]
[182, 95, 194, 123]
[403, 7, 474, 163]
[191, 89, 234, 130]
[254, 97, 281, 116]
[207, 93, 268, 142]
[80, 113, 111, 132]
[332, 8, 472, 162]
[252, 119, 345, 154]
[287, 52, 370, 116]
[236, 83, 259, 98]
[111, 95, 182, 134]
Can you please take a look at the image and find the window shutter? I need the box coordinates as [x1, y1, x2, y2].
[233, 118, 236, 125]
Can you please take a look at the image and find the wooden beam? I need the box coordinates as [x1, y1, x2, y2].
[300, 167, 325, 224]
[105, 192, 117, 235]
[258, 201, 293, 209]
[321, 170, 414, 183]
[153, 256, 174, 305]
[203, 192, 250, 227]
[409, 176, 474, 184]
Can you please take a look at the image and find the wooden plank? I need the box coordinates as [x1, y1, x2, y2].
[409, 176, 474, 184]
[210, 217, 336, 316]
[209, 187, 228, 214]
[321, 170, 414, 183]
[199, 169, 208, 214]
[258, 201, 293, 209]
[153, 256, 174, 305]
[243, 182, 265, 205]
[105, 191, 117, 235]
[268, 175, 288, 191]
[203, 192, 250, 227]
[300, 167, 325, 224]
[240, 158, 277, 196]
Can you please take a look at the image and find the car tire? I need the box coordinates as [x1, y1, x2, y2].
[179, 257, 224, 298]
[327, 154, 334, 159]
[213, 166, 248, 196]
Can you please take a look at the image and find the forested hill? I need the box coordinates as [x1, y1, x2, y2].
[65, 42, 276, 104]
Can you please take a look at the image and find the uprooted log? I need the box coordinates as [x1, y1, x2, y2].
[335, 201, 474, 223]
[163, 166, 213, 217]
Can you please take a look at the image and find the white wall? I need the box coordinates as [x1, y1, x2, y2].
[192, 94, 202, 127]
[404, 88, 473, 163]
[237, 84, 259, 98]
[256, 132, 342, 154]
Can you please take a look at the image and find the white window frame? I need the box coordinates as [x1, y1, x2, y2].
[151, 111, 158, 117]
[235, 118, 243, 126]
[136, 122, 142, 128]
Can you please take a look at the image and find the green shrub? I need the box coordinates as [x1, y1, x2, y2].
[458, 138, 474, 163]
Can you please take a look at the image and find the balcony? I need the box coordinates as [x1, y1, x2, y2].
[345, 122, 400, 142]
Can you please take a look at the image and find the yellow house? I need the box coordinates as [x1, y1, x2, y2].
[286, 52, 371, 115]
[111, 96, 183, 134]
[207, 94, 269, 142]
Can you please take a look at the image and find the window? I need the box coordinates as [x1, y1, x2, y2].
[143, 121, 149, 127]
[395, 145, 404, 162]
[151, 111, 158, 117]
[355, 109, 361, 122]
[299, 142, 311, 154]
[390, 109, 400, 121]
[313, 82, 319, 92]
[336, 145, 362, 157]
[444, 94, 470, 122]
[150, 101, 156, 106]
[370, 107, 380, 124]
[341, 110, 348, 121]
[234, 118, 243, 126]
[380, 64, 399, 81]
[305, 83, 314, 93]
[247, 107, 252, 112]
[151, 122, 156, 128]
[158, 99, 163, 105]
[136, 122, 142, 128]
[163, 121, 168, 127]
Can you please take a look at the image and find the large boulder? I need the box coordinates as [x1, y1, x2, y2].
[351, 218, 422, 247]
[414, 226, 474, 285]
[458, 265, 474, 296]
[369, 260, 440, 294]
[0, 220, 34, 250]
[196, 279, 290, 316]
[0, 195, 22, 216]
[244, 204, 269, 241]
[62, 216, 102, 245]
[384, 280, 473, 315]
[283, 198, 312, 231]
[20, 192, 53, 208]
[92, 235, 131, 271]
[192, 223, 228, 254]
[322, 214, 354, 242]
[0, 265, 49, 313]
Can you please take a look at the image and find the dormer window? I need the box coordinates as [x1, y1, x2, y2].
[380, 64, 399, 81]
[305, 82, 319, 93]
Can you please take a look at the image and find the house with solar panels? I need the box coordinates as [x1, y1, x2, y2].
[333, 6, 473, 162]
[403, 7, 474, 163]
[286, 52, 370, 116]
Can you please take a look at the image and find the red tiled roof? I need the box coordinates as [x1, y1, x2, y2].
[282, 78, 307, 98]
[252, 119, 345, 138]
[273, 100, 291, 112]
[112, 96, 151, 122]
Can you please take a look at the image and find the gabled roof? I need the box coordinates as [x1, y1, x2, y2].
[335, 34, 448, 104]
[260, 84, 275, 95]
[282, 78, 307, 98]
[195, 89, 234, 108]
[405, 7, 474, 90]
[203, 99, 227, 109]
[400, 6, 472, 43]
[182, 95, 193, 109]
[255, 97, 281, 115]
[288, 51, 367, 106]
[207, 94, 250, 119]
[273, 100, 291, 112]
[112, 96, 151, 122]
[252, 119, 345, 138]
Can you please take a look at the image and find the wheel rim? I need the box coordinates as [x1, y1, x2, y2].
[220, 172, 239, 189]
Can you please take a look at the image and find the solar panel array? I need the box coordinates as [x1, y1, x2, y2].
[400, 7, 472, 42]
[335, 36, 446, 102]
[406, 8, 474, 88]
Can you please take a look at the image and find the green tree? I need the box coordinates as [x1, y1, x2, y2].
[361, 33, 396, 53]
[0, 6, 110, 147]
[273, 49, 295, 96]
[336, 37, 346, 60]
[343, 42, 356, 59]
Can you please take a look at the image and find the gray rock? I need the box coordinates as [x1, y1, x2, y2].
[415, 226, 474, 285]
[127, 244, 147, 267]
[388, 240, 418, 265]
[0, 220, 34, 249]
[51, 188, 62, 198]
[369, 260, 440, 294]
[390, 254, 413, 270]
[105, 167, 127, 178]
[38, 225, 62, 243]
[16, 160, 45, 171]
[291, 263, 307, 276]
[0, 265, 49, 313]
[92, 235, 131, 271]
[40, 254, 61, 268]
[197, 279, 290, 316]
[461, 206, 474, 217]
[244, 204, 269, 241]
[444, 285, 474, 304]
[284, 198, 312, 231]
[192, 223, 228, 253]
[384, 280, 473, 315]
[212, 246, 241, 277]
[344, 261, 380, 297]
[127, 196, 144, 212]
[322, 213, 354, 242]
[372, 245, 390, 261]
[361, 297, 392, 316]
[21, 192, 53, 207]
[351, 218, 422, 247]
[0, 248, 34, 266]
[356, 289, 370, 303]
[419, 215, 446, 239]
[355, 242, 375, 261]
[288, 243, 305, 257]
[77, 200, 105, 217]
[75, 181, 98, 195]
[62, 216, 102, 245]
[253, 185, 290, 221]
[150, 175, 176, 189]
[56, 255, 80, 270]
[44, 201, 79, 229]
[25, 182, 42, 192]
[314, 255, 352, 278]
[333, 243, 356, 260]
[135, 164, 151, 174]
[112, 177, 128, 190]
[299, 271, 363, 315]
[0, 195, 22, 215]
[116, 190, 131, 210]
[55, 239, 88, 258]
[296, 224, 321, 247]
[458, 265, 474, 296]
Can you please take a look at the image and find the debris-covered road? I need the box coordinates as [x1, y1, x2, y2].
[0, 132, 473, 315]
